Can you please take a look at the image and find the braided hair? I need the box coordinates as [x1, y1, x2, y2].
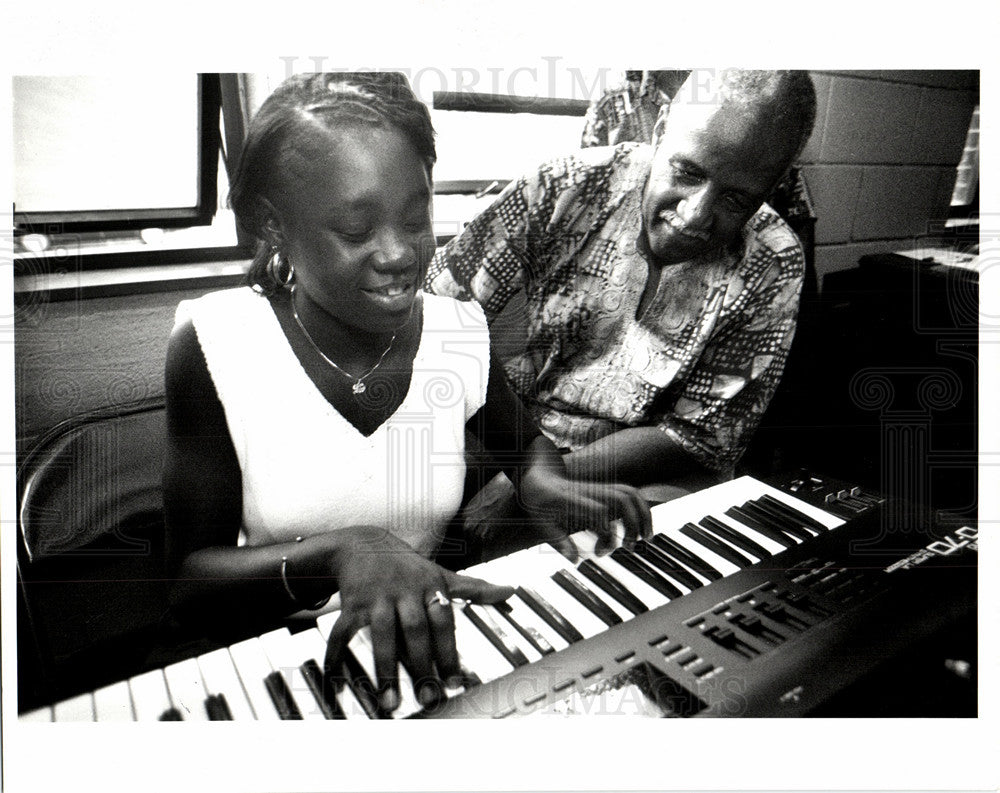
[230, 72, 436, 294]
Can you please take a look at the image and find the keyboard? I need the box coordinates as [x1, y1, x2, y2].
[19, 474, 977, 720]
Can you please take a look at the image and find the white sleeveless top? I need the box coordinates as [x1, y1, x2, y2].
[176, 287, 490, 559]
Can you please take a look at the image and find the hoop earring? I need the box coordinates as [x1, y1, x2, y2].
[267, 248, 294, 287]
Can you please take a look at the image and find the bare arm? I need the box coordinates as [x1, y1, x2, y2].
[561, 425, 710, 486]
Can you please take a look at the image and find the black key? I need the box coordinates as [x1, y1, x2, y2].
[699, 515, 771, 560]
[205, 693, 233, 721]
[725, 506, 796, 548]
[339, 650, 382, 719]
[264, 671, 302, 720]
[633, 542, 704, 591]
[300, 659, 344, 720]
[610, 547, 684, 599]
[759, 494, 830, 532]
[463, 604, 530, 667]
[743, 500, 815, 540]
[551, 569, 623, 626]
[516, 586, 584, 644]
[577, 559, 648, 615]
[159, 707, 183, 721]
[680, 523, 754, 569]
[495, 600, 556, 655]
[650, 534, 723, 581]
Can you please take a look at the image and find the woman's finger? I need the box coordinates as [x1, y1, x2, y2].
[396, 594, 439, 708]
[424, 589, 462, 690]
[445, 570, 515, 605]
[323, 611, 357, 682]
[369, 599, 400, 713]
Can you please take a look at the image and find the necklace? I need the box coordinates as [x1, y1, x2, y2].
[290, 286, 397, 395]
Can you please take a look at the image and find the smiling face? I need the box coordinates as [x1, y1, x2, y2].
[270, 122, 435, 334]
[641, 99, 799, 266]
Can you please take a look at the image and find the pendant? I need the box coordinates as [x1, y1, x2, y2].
[352, 381, 367, 395]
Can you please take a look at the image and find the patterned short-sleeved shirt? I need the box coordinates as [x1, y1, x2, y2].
[425, 143, 804, 476]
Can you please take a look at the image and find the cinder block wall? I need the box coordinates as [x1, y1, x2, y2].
[800, 70, 978, 285]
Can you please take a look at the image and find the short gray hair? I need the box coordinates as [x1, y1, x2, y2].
[674, 69, 817, 157]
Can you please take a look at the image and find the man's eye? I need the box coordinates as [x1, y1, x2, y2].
[672, 165, 701, 184]
[336, 229, 372, 242]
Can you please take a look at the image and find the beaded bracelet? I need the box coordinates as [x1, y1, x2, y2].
[280, 536, 332, 611]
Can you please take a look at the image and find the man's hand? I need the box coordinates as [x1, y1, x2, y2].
[518, 467, 653, 558]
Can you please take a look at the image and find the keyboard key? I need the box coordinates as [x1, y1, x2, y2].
[593, 554, 671, 608]
[259, 628, 328, 721]
[529, 577, 607, 638]
[725, 506, 796, 548]
[638, 539, 706, 590]
[228, 637, 282, 721]
[264, 671, 302, 719]
[650, 533, 724, 581]
[759, 494, 831, 533]
[93, 680, 134, 721]
[680, 523, 754, 569]
[205, 694, 233, 720]
[451, 606, 517, 684]
[551, 569, 623, 627]
[742, 501, 815, 541]
[515, 586, 584, 645]
[53, 692, 95, 722]
[128, 669, 174, 722]
[577, 559, 649, 615]
[699, 515, 771, 561]
[163, 657, 211, 721]
[197, 647, 257, 721]
[611, 547, 686, 598]
[495, 597, 563, 654]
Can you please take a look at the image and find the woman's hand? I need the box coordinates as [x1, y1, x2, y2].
[322, 526, 513, 713]
[518, 466, 654, 560]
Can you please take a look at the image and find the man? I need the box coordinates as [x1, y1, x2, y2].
[426, 70, 816, 537]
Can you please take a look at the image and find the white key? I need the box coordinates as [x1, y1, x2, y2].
[258, 628, 327, 721]
[197, 647, 257, 721]
[593, 554, 671, 609]
[53, 692, 95, 722]
[562, 567, 636, 622]
[526, 578, 606, 639]
[163, 657, 211, 721]
[468, 603, 543, 663]
[664, 525, 742, 578]
[93, 680, 135, 721]
[503, 593, 570, 652]
[128, 669, 174, 721]
[19, 706, 54, 722]
[711, 512, 789, 556]
[451, 605, 515, 683]
[228, 637, 281, 720]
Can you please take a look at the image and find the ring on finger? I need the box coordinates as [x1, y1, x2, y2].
[426, 590, 450, 609]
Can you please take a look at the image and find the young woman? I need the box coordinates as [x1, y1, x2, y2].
[163, 72, 651, 713]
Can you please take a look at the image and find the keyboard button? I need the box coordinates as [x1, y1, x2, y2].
[197, 647, 257, 721]
[551, 568, 628, 625]
[227, 637, 282, 721]
[163, 657, 211, 721]
[93, 680, 134, 721]
[128, 669, 174, 722]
